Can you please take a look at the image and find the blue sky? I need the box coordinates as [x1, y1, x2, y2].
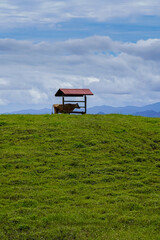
[1, 0, 160, 112]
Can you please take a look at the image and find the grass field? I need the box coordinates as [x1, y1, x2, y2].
[0, 114, 160, 240]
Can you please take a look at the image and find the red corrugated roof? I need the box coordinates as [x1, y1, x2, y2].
[55, 88, 93, 96]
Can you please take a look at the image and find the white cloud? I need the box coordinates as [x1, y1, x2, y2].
[29, 88, 48, 104]
[0, 78, 8, 86]
[1, 36, 160, 61]
[0, 36, 160, 108]
[0, 0, 160, 28]
[120, 39, 160, 61]
[0, 98, 8, 106]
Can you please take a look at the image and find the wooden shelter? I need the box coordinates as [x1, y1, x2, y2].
[55, 88, 93, 114]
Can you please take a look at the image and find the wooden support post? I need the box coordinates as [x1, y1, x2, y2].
[62, 95, 64, 107]
[84, 95, 87, 114]
[62, 95, 64, 113]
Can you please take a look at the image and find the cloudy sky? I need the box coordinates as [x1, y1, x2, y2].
[1, 0, 160, 112]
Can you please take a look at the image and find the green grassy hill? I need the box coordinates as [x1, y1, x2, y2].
[0, 114, 160, 240]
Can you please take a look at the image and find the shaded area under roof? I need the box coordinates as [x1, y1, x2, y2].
[55, 88, 94, 97]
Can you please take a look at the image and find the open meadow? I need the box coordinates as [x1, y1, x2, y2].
[0, 114, 160, 240]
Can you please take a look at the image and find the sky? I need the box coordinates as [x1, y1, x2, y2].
[1, 0, 160, 113]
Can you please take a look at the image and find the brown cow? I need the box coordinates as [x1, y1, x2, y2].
[52, 103, 80, 114]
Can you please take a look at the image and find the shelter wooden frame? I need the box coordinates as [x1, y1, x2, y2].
[55, 89, 93, 114]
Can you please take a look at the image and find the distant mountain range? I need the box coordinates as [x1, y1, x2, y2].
[134, 110, 160, 118]
[2, 102, 160, 117]
[87, 102, 160, 115]
[4, 108, 52, 115]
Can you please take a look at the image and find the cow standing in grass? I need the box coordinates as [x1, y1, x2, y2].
[52, 103, 80, 114]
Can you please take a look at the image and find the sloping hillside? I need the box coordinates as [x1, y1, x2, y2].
[0, 114, 160, 240]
